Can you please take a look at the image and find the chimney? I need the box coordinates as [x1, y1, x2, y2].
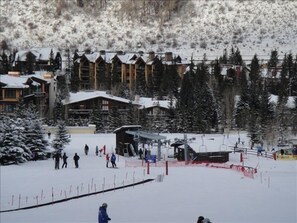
[148, 51, 155, 60]
[100, 50, 106, 55]
[165, 52, 173, 61]
[8, 71, 21, 77]
[134, 94, 140, 104]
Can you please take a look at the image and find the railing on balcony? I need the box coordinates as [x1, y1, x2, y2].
[34, 92, 46, 98]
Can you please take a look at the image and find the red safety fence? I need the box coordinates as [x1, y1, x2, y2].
[125, 160, 257, 179]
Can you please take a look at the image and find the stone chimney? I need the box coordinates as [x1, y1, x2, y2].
[165, 52, 173, 61]
[148, 51, 155, 60]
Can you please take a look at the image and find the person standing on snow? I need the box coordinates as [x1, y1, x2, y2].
[62, 152, 68, 168]
[106, 153, 110, 168]
[98, 203, 111, 223]
[110, 153, 116, 168]
[84, 144, 89, 155]
[73, 153, 80, 168]
[96, 145, 99, 156]
[53, 152, 62, 169]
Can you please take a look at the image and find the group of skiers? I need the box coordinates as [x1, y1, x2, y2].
[52, 144, 116, 169]
[53, 152, 80, 169]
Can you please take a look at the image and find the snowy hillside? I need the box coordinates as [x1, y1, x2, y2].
[1, 0, 297, 60]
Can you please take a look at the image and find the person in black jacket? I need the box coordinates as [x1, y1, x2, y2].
[73, 153, 80, 168]
[62, 152, 68, 168]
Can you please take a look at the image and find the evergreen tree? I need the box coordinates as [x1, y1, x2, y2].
[138, 108, 149, 131]
[159, 62, 180, 98]
[0, 117, 32, 164]
[49, 49, 54, 71]
[0, 51, 10, 74]
[90, 106, 105, 133]
[126, 102, 137, 125]
[22, 104, 49, 159]
[165, 94, 177, 133]
[278, 54, 289, 104]
[291, 55, 297, 96]
[53, 96, 64, 124]
[52, 120, 70, 151]
[108, 106, 122, 131]
[259, 83, 274, 142]
[268, 49, 279, 68]
[26, 52, 35, 74]
[152, 60, 163, 98]
[235, 73, 250, 129]
[247, 54, 262, 144]
[135, 67, 146, 96]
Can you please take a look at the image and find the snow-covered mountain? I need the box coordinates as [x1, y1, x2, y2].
[1, 0, 297, 60]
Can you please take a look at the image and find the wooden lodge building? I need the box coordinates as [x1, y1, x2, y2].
[75, 51, 189, 91]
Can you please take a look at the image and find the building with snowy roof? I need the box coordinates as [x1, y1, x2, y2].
[0, 71, 56, 118]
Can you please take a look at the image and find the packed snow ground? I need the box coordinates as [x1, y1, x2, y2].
[1, 132, 296, 223]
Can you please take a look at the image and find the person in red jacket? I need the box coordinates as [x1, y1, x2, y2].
[106, 154, 110, 168]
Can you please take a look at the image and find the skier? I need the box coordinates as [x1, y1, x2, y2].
[106, 153, 110, 168]
[96, 145, 99, 156]
[53, 152, 61, 169]
[62, 152, 68, 168]
[73, 153, 80, 168]
[98, 203, 111, 223]
[110, 153, 116, 168]
[138, 148, 143, 159]
[84, 144, 89, 155]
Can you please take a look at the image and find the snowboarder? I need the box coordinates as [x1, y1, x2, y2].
[84, 144, 89, 155]
[96, 145, 99, 156]
[98, 203, 111, 223]
[73, 153, 80, 168]
[47, 131, 51, 139]
[53, 152, 62, 169]
[110, 153, 116, 168]
[62, 152, 68, 168]
[106, 154, 110, 168]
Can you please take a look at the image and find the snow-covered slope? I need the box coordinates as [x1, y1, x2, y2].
[1, 0, 297, 60]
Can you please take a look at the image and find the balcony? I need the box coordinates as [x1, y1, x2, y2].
[34, 92, 46, 98]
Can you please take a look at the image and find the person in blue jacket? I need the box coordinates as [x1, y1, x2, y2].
[98, 203, 111, 223]
[110, 153, 117, 168]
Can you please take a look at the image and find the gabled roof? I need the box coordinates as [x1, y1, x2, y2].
[136, 97, 175, 109]
[14, 48, 60, 62]
[62, 91, 135, 105]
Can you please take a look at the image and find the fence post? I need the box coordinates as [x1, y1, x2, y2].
[165, 161, 168, 175]
[147, 161, 150, 175]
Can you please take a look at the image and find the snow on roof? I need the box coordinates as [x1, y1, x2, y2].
[136, 97, 175, 109]
[85, 52, 101, 63]
[117, 53, 136, 63]
[62, 91, 133, 105]
[0, 75, 29, 88]
[0, 72, 53, 88]
[14, 48, 60, 62]
[102, 52, 117, 63]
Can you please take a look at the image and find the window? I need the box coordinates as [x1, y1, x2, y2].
[102, 100, 109, 111]
[5, 89, 16, 98]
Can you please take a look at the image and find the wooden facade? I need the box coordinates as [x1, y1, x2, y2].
[76, 51, 189, 91]
[0, 73, 52, 117]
